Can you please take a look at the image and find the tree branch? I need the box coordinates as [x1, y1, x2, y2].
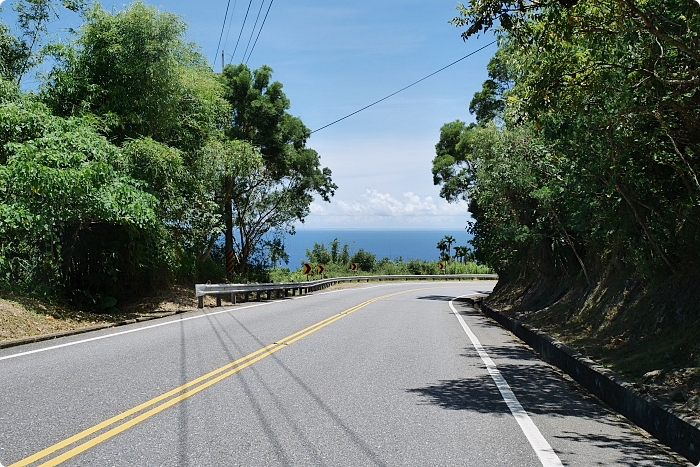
[619, 0, 700, 62]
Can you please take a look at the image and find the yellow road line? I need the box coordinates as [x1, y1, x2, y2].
[12, 288, 417, 467]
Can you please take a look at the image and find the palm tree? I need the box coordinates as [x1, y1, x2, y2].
[436, 239, 449, 261]
[454, 245, 468, 264]
[442, 235, 456, 262]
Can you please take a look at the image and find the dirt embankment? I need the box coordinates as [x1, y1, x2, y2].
[0, 286, 200, 342]
[486, 264, 700, 419]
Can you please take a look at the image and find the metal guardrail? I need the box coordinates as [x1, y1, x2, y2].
[195, 274, 498, 308]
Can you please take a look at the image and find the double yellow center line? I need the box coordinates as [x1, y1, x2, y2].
[12, 289, 415, 467]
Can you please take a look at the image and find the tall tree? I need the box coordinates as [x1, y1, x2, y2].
[436, 239, 449, 262]
[435, 0, 700, 281]
[41, 1, 236, 280]
[12, 0, 57, 84]
[0, 20, 28, 82]
[443, 235, 456, 261]
[219, 64, 336, 278]
[42, 1, 229, 152]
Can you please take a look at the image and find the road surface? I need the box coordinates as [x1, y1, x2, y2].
[0, 281, 691, 466]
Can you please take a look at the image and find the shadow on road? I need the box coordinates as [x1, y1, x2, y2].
[406, 303, 685, 467]
[416, 293, 492, 302]
[415, 294, 458, 302]
[552, 430, 683, 466]
[203, 312, 389, 467]
[406, 376, 511, 415]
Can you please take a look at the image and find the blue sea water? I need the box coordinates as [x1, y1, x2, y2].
[279, 229, 472, 268]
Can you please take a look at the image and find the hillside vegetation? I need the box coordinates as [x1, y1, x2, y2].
[433, 0, 700, 407]
[0, 1, 334, 310]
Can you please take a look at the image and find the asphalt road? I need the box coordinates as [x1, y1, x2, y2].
[0, 281, 691, 466]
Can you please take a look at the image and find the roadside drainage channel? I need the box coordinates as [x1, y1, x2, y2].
[469, 298, 700, 465]
[0, 310, 191, 350]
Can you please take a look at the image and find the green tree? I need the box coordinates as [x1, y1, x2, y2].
[43, 1, 229, 151]
[0, 20, 28, 82]
[350, 249, 376, 272]
[0, 81, 52, 164]
[454, 245, 470, 264]
[219, 64, 336, 277]
[306, 242, 331, 266]
[41, 1, 239, 282]
[227, 145, 326, 276]
[10, 0, 81, 85]
[436, 0, 700, 282]
[0, 112, 161, 305]
[436, 239, 449, 262]
[330, 237, 340, 263]
[432, 120, 480, 203]
[338, 244, 351, 264]
[468, 51, 513, 124]
[442, 235, 456, 261]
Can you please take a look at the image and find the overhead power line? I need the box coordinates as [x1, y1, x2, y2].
[222, 0, 240, 62]
[245, 0, 275, 64]
[241, 0, 267, 64]
[231, 0, 255, 63]
[214, 0, 233, 65]
[310, 40, 497, 134]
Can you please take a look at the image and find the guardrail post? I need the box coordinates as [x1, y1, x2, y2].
[256, 291, 261, 301]
[198, 296, 203, 309]
[244, 292, 249, 302]
[231, 293, 236, 304]
[216, 294, 222, 307]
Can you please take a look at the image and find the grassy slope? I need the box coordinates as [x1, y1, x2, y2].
[0, 286, 199, 342]
[486, 265, 700, 418]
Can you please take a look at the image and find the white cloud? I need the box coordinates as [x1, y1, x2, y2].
[309, 202, 326, 214]
[304, 189, 471, 228]
[337, 189, 438, 216]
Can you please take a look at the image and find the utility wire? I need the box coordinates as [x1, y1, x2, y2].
[241, 0, 266, 65]
[311, 40, 496, 134]
[245, 0, 275, 64]
[214, 0, 233, 65]
[222, 0, 240, 62]
[231, 0, 255, 63]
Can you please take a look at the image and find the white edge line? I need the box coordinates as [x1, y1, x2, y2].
[0, 282, 402, 362]
[449, 295, 564, 467]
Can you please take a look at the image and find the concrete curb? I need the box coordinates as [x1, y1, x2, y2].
[470, 299, 700, 465]
[0, 309, 194, 350]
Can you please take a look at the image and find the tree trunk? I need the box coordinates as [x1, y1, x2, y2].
[616, 181, 675, 273]
[224, 177, 235, 281]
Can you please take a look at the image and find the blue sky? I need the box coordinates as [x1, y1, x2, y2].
[1, 0, 496, 230]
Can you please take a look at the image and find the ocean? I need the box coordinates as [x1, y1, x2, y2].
[278, 229, 472, 268]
